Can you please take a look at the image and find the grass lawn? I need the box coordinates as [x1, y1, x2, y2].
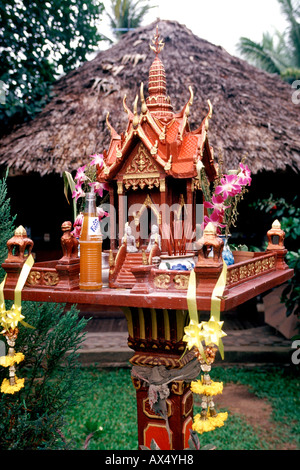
[62, 365, 299, 451]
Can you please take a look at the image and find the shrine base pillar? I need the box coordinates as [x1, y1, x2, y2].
[132, 377, 193, 450]
[123, 305, 198, 450]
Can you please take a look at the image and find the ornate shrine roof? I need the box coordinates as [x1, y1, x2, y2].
[98, 26, 217, 184]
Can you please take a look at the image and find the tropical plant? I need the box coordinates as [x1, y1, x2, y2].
[0, 0, 106, 135]
[107, 0, 155, 39]
[0, 301, 89, 450]
[237, 0, 300, 82]
[250, 194, 300, 318]
[0, 170, 16, 280]
[0, 166, 89, 450]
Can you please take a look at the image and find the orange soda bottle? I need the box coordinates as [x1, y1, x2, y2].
[79, 191, 102, 290]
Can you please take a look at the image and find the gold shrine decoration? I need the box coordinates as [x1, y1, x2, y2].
[134, 194, 162, 226]
[124, 177, 160, 191]
[123, 143, 161, 191]
[124, 144, 159, 174]
[226, 253, 276, 286]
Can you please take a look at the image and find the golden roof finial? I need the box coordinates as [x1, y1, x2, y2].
[15, 225, 27, 237]
[272, 219, 281, 229]
[150, 25, 164, 56]
[204, 222, 216, 235]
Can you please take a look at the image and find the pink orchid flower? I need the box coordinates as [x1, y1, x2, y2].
[215, 174, 242, 200]
[202, 210, 226, 233]
[71, 213, 84, 238]
[97, 207, 109, 220]
[90, 153, 104, 168]
[237, 163, 252, 186]
[204, 194, 230, 214]
[89, 181, 108, 198]
[72, 186, 85, 202]
[74, 165, 87, 185]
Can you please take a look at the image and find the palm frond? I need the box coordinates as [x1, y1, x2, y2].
[237, 37, 283, 73]
[108, 0, 155, 38]
[278, 0, 300, 67]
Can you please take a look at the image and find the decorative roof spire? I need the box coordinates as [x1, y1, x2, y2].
[149, 25, 164, 56]
[146, 25, 173, 122]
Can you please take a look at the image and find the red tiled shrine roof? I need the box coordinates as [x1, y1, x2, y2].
[98, 26, 217, 184]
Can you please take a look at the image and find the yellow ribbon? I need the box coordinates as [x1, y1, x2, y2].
[210, 259, 228, 322]
[186, 269, 198, 324]
[183, 260, 228, 360]
[183, 269, 205, 360]
[0, 255, 35, 332]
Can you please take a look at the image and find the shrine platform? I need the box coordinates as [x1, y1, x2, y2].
[79, 308, 294, 368]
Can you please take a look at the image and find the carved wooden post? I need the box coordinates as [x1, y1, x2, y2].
[124, 289, 197, 450]
[266, 220, 288, 270]
[2, 226, 34, 289]
[194, 222, 225, 295]
[55, 221, 80, 290]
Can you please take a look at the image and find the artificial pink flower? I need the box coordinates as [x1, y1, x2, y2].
[89, 181, 108, 198]
[72, 186, 85, 202]
[204, 195, 230, 214]
[71, 225, 82, 238]
[90, 153, 104, 168]
[74, 165, 87, 185]
[97, 207, 109, 220]
[71, 213, 83, 238]
[202, 210, 226, 233]
[237, 163, 252, 186]
[215, 174, 242, 200]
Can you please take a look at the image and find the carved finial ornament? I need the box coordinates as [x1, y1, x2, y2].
[149, 25, 164, 56]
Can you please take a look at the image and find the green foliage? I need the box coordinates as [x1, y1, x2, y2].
[250, 194, 300, 318]
[0, 170, 89, 450]
[63, 368, 138, 449]
[107, 0, 155, 39]
[0, 170, 16, 280]
[283, 250, 300, 317]
[62, 366, 300, 450]
[0, 0, 105, 135]
[237, 0, 300, 82]
[0, 302, 89, 450]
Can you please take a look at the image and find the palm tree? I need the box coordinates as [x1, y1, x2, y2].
[107, 0, 155, 39]
[237, 0, 300, 82]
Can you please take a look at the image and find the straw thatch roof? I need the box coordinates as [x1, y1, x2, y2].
[1, 19, 299, 176]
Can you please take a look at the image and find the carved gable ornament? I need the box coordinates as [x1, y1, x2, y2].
[123, 143, 161, 190]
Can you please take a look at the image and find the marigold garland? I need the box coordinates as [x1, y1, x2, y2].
[0, 352, 25, 368]
[0, 255, 35, 395]
[191, 378, 223, 396]
[0, 376, 25, 394]
[193, 411, 228, 434]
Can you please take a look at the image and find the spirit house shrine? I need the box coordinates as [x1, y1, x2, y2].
[98, 26, 217, 289]
[1, 25, 294, 451]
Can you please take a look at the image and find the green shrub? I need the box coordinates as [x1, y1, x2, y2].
[0, 169, 89, 449]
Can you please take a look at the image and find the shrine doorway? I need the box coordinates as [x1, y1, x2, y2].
[132, 195, 161, 250]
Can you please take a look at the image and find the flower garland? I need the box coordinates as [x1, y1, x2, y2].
[183, 261, 229, 436]
[64, 153, 109, 238]
[190, 346, 228, 434]
[0, 255, 34, 394]
[200, 160, 252, 236]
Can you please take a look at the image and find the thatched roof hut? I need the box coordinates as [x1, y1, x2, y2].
[1, 19, 299, 177]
